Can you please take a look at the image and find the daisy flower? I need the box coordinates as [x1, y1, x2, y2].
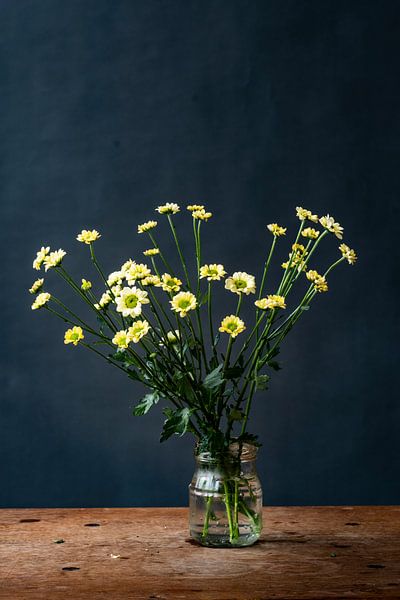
[107, 271, 124, 287]
[29, 278, 44, 294]
[192, 208, 212, 221]
[76, 229, 101, 244]
[306, 270, 328, 292]
[33, 246, 50, 270]
[31, 292, 51, 310]
[137, 220, 158, 234]
[255, 295, 286, 310]
[125, 263, 151, 283]
[143, 248, 160, 256]
[319, 214, 344, 239]
[187, 204, 204, 212]
[142, 275, 161, 287]
[128, 320, 151, 343]
[161, 274, 182, 293]
[339, 243, 357, 265]
[199, 264, 226, 281]
[81, 279, 92, 291]
[267, 223, 286, 237]
[296, 207, 318, 222]
[115, 286, 149, 317]
[112, 330, 131, 349]
[301, 227, 320, 240]
[225, 272, 256, 295]
[219, 315, 246, 338]
[64, 326, 84, 346]
[170, 291, 197, 317]
[156, 203, 180, 214]
[43, 249, 66, 271]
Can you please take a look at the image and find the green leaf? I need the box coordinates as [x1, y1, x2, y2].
[224, 365, 244, 379]
[203, 364, 224, 391]
[301, 305, 310, 311]
[198, 292, 209, 307]
[132, 392, 159, 416]
[268, 360, 281, 371]
[228, 409, 244, 421]
[255, 374, 270, 390]
[208, 355, 219, 371]
[160, 407, 193, 442]
[127, 369, 141, 382]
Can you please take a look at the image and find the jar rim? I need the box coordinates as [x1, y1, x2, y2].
[194, 441, 258, 463]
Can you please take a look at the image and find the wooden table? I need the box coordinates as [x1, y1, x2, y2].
[0, 507, 399, 599]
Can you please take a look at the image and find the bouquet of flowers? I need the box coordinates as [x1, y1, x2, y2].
[30, 203, 356, 546]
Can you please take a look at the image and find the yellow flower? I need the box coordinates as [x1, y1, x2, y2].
[292, 243, 307, 254]
[143, 248, 160, 256]
[219, 315, 246, 338]
[31, 292, 51, 310]
[319, 214, 343, 239]
[29, 278, 44, 294]
[137, 220, 158, 234]
[170, 291, 197, 317]
[64, 326, 84, 346]
[156, 203, 180, 214]
[199, 264, 226, 281]
[33, 246, 50, 270]
[225, 272, 256, 295]
[255, 295, 286, 310]
[115, 286, 149, 317]
[107, 271, 123, 286]
[76, 229, 101, 244]
[306, 269, 320, 281]
[306, 270, 328, 292]
[81, 279, 92, 291]
[112, 330, 131, 349]
[282, 244, 307, 271]
[96, 291, 112, 308]
[192, 208, 212, 221]
[301, 227, 320, 239]
[128, 319, 151, 343]
[187, 204, 204, 212]
[120, 259, 134, 273]
[296, 207, 318, 222]
[125, 262, 151, 283]
[267, 223, 286, 237]
[111, 284, 122, 296]
[166, 330, 180, 344]
[314, 277, 328, 292]
[142, 275, 161, 287]
[161, 273, 182, 293]
[43, 249, 66, 271]
[339, 243, 357, 265]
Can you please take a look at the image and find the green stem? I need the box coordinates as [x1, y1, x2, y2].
[223, 481, 235, 543]
[258, 236, 277, 300]
[208, 282, 218, 362]
[148, 232, 176, 276]
[276, 221, 305, 295]
[202, 494, 213, 539]
[167, 215, 191, 290]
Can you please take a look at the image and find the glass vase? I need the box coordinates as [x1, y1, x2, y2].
[189, 442, 263, 547]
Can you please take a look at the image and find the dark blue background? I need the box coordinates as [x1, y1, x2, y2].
[1, 0, 399, 507]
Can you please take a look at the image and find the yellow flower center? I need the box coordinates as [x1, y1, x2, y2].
[178, 299, 190, 309]
[235, 279, 247, 289]
[125, 294, 138, 308]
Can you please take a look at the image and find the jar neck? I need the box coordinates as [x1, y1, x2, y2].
[194, 441, 258, 467]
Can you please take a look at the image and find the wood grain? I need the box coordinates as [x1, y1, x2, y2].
[0, 507, 399, 599]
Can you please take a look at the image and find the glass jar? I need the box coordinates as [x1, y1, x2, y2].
[189, 442, 263, 547]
